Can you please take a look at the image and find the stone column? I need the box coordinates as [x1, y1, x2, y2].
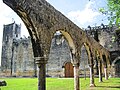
[98, 60, 103, 82]
[95, 57, 99, 75]
[73, 64, 80, 90]
[35, 57, 47, 90]
[89, 64, 95, 87]
[104, 67, 108, 80]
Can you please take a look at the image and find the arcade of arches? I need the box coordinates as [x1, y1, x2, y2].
[3, 0, 111, 90]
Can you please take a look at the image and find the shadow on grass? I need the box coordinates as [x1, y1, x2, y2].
[97, 86, 120, 88]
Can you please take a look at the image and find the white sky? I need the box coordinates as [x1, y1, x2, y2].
[0, 0, 108, 65]
[67, 1, 100, 26]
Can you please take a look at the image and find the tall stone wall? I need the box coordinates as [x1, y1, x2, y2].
[47, 34, 71, 77]
[0, 22, 36, 77]
[86, 24, 120, 77]
[11, 37, 36, 76]
[1, 23, 120, 77]
[1, 22, 21, 75]
[86, 25, 120, 52]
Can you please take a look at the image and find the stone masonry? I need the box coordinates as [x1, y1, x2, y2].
[2, 0, 112, 89]
[1, 22, 120, 77]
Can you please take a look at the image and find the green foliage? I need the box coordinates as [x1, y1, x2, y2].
[108, 0, 120, 25]
[99, 0, 120, 26]
[0, 78, 120, 90]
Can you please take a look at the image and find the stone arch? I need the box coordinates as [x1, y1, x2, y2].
[47, 31, 73, 77]
[112, 57, 120, 66]
[3, 0, 111, 89]
[3, 0, 84, 65]
[83, 42, 96, 86]
[83, 42, 94, 65]
[49, 30, 79, 64]
[111, 57, 120, 77]
[60, 31, 76, 54]
[95, 51, 110, 80]
[80, 43, 89, 63]
[79, 43, 89, 77]
[7, 6, 43, 57]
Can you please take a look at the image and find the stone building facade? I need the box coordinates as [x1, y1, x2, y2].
[0, 22, 36, 77]
[0, 22, 120, 77]
[0, 22, 89, 77]
[86, 24, 120, 77]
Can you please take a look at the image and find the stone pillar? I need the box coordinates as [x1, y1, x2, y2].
[35, 57, 47, 90]
[73, 64, 80, 90]
[98, 61, 103, 82]
[89, 64, 95, 87]
[95, 58, 99, 75]
[104, 67, 108, 80]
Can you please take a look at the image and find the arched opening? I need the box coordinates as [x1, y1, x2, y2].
[60, 30, 76, 54]
[114, 59, 120, 77]
[112, 57, 120, 77]
[46, 31, 74, 77]
[83, 42, 96, 86]
[80, 44, 89, 78]
[0, 2, 37, 77]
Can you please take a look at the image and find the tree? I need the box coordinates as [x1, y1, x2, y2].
[99, 0, 120, 26]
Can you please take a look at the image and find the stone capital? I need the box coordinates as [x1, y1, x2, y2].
[35, 57, 48, 65]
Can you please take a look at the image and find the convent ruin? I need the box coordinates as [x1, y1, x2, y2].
[1, 22, 120, 78]
[1, 0, 120, 90]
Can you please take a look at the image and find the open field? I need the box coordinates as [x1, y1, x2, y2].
[0, 78, 120, 90]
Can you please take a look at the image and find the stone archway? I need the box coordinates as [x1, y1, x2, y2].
[3, 0, 111, 90]
[112, 57, 120, 77]
[65, 62, 74, 77]
[82, 43, 96, 87]
[114, 59, 120, 77]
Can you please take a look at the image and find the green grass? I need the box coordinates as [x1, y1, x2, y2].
[0, 78, 120, 90]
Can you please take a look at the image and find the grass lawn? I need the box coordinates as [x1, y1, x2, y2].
[0, 77, 120, 90]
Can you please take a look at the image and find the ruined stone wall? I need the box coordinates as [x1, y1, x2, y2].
[12, 37, 35, 76]
[0, 23, 89, 77]
[47, 33, 89, 77]
[1, 23, 120, 77]
[0, 22, 35, 77]
[86, 25, 120, 77]
[1, 22, 21, 75]
[98, 26, 119, 52]
[47, 34, 71, 77]
[86, 25, 120, 59]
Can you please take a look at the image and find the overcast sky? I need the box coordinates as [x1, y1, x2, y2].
[0, 0, 108, 65]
